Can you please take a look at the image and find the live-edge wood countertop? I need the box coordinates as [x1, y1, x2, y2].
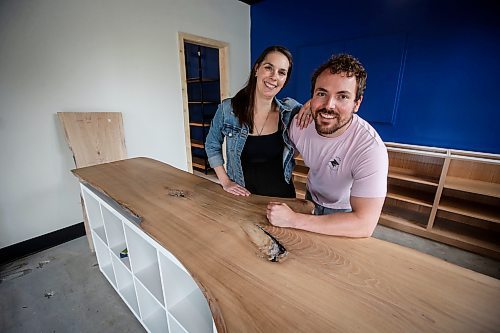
[72, 157, 500, 333]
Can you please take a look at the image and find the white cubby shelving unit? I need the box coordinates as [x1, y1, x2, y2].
[81, 184, 216, 333]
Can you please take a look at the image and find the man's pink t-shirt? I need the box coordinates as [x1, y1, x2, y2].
[290, 114, 388, 210]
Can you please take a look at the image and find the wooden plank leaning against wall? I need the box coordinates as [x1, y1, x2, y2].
[58, 112, 127, 251]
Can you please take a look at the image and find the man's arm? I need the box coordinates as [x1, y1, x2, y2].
[266, 196, 385, 238]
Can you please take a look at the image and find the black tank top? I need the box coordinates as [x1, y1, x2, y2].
[241, 125, 295, 198]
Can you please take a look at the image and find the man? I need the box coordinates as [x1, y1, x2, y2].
[267, 54, 388, 237]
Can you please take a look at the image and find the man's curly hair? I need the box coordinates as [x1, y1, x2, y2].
[311, 54, 367, 101]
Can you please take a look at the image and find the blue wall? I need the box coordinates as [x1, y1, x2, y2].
[250, 0, 500, 153]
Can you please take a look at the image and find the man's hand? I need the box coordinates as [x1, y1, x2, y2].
[266, 202, 297, 228]
[295, 100, 313, 129]
[221, 179, 251, 196]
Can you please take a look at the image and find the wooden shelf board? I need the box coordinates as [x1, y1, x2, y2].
[293, 164, 309, 175]
[189, 122, 210, 127]
[388, 168, 439, 186]
[187, 77, 219, 83]
[192, 162, 208, 170]
[292, 171, 307, 183]
[439, 198, 500, 224]
[191, 156, 209, 171]
[191, 140, 204, 149]
[444, 176, 500, 198]
[295, 191, 305, 199]
[295, 156, 307, 167]
[379, 214, 427, 234]
[386, 188, 434, 208]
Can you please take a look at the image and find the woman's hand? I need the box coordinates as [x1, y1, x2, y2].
[295, 100, 313, 129]
[221, 179, 251, 196]
[213, 165, 251, 196]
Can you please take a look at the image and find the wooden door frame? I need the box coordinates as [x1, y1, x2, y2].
[178, 32, 229, 173]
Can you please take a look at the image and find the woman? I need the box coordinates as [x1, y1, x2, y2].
[205, 46, 303, 197]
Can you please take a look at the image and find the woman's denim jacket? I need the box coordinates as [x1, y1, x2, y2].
[205, 97, 302, 187]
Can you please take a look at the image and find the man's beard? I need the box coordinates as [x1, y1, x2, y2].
[313, 108, 354, 136]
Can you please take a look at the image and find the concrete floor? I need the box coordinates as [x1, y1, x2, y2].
[1, 225, 499, 332]
[0, 236, 143, 333]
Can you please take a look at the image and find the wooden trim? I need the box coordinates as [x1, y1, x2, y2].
[219, 45, 229, 100]
[386, 146, 449, 158]
[178, 37, 193, 173]
[178, 32, 229, 49]
[178, 32, 229, 174]
[449, 149, 500, 162]
[385, 142, 448, 154]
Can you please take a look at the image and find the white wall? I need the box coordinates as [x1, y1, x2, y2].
[0, 0, 250, 248]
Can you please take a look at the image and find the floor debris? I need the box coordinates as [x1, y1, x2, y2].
[44, 291, 55, 299]
[37, 260, 51, 269]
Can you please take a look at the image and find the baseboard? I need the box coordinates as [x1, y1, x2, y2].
[0, 222, 86, 265]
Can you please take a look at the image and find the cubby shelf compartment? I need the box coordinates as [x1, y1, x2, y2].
[439, 197, 500, 224]
[124, 224, 164, 306]
[444, 176, 500, 198]
[192, 156, 209, 170]
[136, 281, 168, 333]
[111, 254, 140, 317]
[80, 183, 216, 332]
[432, 217, 500, 259]
[93, 234, 116, 288]
[168, 314, 188, 333]
[386, 184, 435, 208]
[101, 205, 130, 268]
[388, 167, 439, 186]
[159, 253, 213, 333]
[82, 188, 107, 244]
[379, 142, 500, 259]
[191, 140, 205, 149]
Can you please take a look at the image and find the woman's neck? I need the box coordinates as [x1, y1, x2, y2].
[253, 95, 274, 114]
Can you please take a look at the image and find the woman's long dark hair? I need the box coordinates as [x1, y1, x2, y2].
[231, 46, 293, 133]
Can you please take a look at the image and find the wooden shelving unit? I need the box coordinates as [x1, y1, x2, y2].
[184, 43, 221, 174]
[382, 142, 500, 259]
[293, 143, 500, 259]
[292, 156, 307, 199]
